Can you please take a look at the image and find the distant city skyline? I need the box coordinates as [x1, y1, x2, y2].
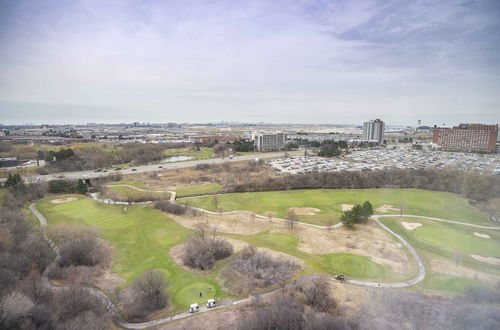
[1, 0, 500, 125]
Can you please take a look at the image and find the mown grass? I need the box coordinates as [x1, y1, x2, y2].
[379, 216, 500, 293]
[180, 188, 491, 225]
[175, 184, 223, 197]
[37, 195, 234, 314]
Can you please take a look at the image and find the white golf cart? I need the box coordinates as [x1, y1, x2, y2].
[206, 299, 216, 308]
[189, 303, 200, 313]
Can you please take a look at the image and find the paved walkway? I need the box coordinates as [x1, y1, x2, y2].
[30, 194, 500, 329]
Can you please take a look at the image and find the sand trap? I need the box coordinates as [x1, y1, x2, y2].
[288, 207, 321, 215]
[50, 197, 77, 204]
[471, 255, 500, 266]
[401, 222, 422, 231]
[376, 204, 400, 213]
[473, 232, 490, 239]
[341, 204, 354, 211]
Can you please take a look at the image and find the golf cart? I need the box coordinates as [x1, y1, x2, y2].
[334, 275, 345, 282]
[189, 303, 200, 313]
[206, 299, 216, 308]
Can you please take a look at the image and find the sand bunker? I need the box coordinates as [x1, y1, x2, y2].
[289, 207, 321, 215]
[50, 197, 77, 204]
[471, 255, 500, 266]
[401, 222, 422, 231]
[473, 232, 490, 239]
[342, 204, 354, 211]
[376, 204, 400, 213]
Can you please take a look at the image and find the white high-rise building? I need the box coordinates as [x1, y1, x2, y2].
[363, 119, 385, 143]
[252, 132, 287, 151]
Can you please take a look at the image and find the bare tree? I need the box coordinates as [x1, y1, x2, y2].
[326, 220, 335, 232]
[267, 211, 273, 223]
[183, 224, 233, 270]
[298, 279, 336, 313]
[212, 195, 219, 211]
[287, 209, 296, 229]
[126, 269, 169, 319]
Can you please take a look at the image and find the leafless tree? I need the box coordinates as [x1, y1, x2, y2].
[326, 220, 335, 232]
[183, 224, 233, 270]
[287, 209, 296, 229]
[267, 211, 273, 223]
[212, 195, 219, 211]
[224, 245, 300, 295]
[125, 269, 169, 320]
[298, 278, 336, 313]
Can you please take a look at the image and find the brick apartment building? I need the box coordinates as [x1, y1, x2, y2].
[432, 123, 498, 153]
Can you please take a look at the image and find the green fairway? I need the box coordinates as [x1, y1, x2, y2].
[413, 224, 500, 258]
[320, 253, 385, 278]
[421, 274, 478, 293]
[380, 216, 500, 293]
[179, 188, 491, 225]
[175, 184, 223, 196]
[37, 195, 233, 313]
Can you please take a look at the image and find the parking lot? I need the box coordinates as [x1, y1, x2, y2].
[268, 148, 500, 175]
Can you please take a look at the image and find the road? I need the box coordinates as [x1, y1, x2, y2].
[1, 151, 300, 184]
[29, 193, 500, 329]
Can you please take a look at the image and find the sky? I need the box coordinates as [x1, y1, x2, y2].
[0, 0, 499, 126]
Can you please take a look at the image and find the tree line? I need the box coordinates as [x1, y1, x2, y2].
[226, 168, 500, 202]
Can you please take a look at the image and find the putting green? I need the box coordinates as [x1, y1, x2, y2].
[180, 188, 490, 225]
[231, 231, 394, 281]
[319, 253, 385, 278]
[177, 283, 217, 306]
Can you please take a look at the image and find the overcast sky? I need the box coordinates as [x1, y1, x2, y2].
[1, 0, 499, 125]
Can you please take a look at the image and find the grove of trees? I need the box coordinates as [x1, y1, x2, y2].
[222, 245, 301, 295]
[183, 224, 233, 270]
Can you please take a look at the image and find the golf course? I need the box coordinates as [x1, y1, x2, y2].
[179, 188, 492, 225]
[379, 216, 500, 293]
[33, 186, 500, 319]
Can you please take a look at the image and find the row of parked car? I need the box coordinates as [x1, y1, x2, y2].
[268, 148, 500, 174]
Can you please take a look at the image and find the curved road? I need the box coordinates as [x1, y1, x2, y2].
[29, 195, 500, 329]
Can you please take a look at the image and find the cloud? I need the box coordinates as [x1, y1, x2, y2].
[0, 0, 499, 124]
